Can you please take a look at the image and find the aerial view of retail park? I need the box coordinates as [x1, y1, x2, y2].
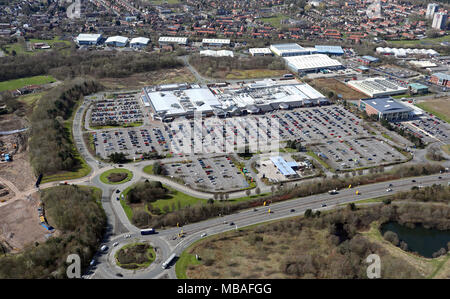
[0, 0, 450, 283]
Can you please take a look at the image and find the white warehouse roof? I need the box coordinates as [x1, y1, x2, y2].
[249, 48, 272, 55]
[76, 33, 102, 43]
[202, 38, 230, 45]
[284, 54, 342, 71]
[200, 50, 234, 57]
[105, 36, 129, 45]
[130, 37, 150, 45]
[347, 77, 408, 98]
[158, 36, 188, 44]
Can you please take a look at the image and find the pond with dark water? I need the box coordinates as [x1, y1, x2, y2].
[380, 222, 450, 258]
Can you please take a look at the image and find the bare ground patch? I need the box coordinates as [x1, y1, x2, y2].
[309, 78, 367, 100]
[99, 67, 196, 90]
[0, 192, 53, 251]
[0, 133, 35, 192]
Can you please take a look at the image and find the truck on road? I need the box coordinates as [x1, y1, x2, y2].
[140, 228, 156, 235]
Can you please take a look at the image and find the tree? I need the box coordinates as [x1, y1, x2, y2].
[245, 189, 251, 197]
[109, 152, 127, 164]
[304, 209, 313, 218]
[255, 187, 261, 195]
[383, 231, 399, 246]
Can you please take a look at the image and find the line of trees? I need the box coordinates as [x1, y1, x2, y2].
[0, 50, 183, 82]
[29, 77, 103, 175]
[0, 185, 106, 278]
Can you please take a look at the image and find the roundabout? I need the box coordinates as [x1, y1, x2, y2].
[99, 168, 133, 185]
[114, 242, 156, 270]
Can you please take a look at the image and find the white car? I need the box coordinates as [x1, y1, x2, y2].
[125, 234, 131, 238]
[386, 188, 392, 192]
[200, 233, 207, 238]
[113, 242, 119, 247]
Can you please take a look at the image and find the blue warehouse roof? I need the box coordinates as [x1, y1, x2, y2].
[361, 55, 379, 62]
[361, 97, 413, 114]
[270, 156, 298, 176]
[315, 45, 344, 55]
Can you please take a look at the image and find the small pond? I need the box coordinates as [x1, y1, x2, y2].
[380, 222, 450, 258]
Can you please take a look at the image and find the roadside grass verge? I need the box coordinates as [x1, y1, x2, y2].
[306, 151, 334, 172]
[143, 164, 154, 175]
[99, 168, 133, 185]
[90, 121, 143, 130]
[442, 144, 450, 155]
[175, 249, 202, 279]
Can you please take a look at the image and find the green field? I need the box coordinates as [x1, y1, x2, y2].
[259, 15, 288, 29]
[416, 100, 450, 124]
[151, 186, 207, 213]
[0, 75, 56, 92]
[388, 35, 450, 48]
[2, 36, 72, 56]
[99, 168, 133, 185]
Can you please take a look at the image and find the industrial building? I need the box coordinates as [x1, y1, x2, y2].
[200, 50, 233, 57]
[202, 38, 230, 47]
[75, 33, 102, 45]
[140, 80, 329, 120]
[314, 45, 344, 56]
[284, 54, 343, 74]
[270, 43, 318, 57]
[357, 55, 379, 65]
[408, 83, 428, 94]
[105, 36, 128, 47]
[359, 97, 413, 121]
[347, 77, 408, 97]
[158, 36, 188, 46]
[376, 47, 439, 57]
[249, 48, 273, 56]
[430, 73, 450, 87]
[270, 156, 299, 178]
[130, 37, 150, 49]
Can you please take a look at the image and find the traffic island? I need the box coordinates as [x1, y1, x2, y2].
[115, 242, 156, 270]
[100, 168, 133, 185]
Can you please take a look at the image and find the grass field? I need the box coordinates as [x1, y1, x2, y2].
[416, 98, 450, 124]
[99, 168, 133, 185]
[3, 36, 72, 56]
[150, 186, 207, 213]
[0, 75, 56, 92]
[259, 15, 287, 29]
[388, 35, 450, 47]
[309, 78, 367, 100]
[224, 69, 286, 79]
[17, 92, 44, 107]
